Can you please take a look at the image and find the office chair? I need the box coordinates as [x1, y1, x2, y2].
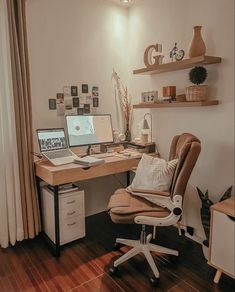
[107, 133, 201, 285]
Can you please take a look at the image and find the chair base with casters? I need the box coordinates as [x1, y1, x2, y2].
[108, 133, 201, 286]
[109, 224, 178, 285]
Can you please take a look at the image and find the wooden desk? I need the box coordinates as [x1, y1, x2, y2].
[35, 155, 141, 256]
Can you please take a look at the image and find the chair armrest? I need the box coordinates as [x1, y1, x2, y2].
[131, 189, 182, 214]
[130, 188, 170, 197]
[132, 193, 183, 227]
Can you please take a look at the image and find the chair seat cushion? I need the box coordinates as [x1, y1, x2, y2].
[108, 188, 170, 224]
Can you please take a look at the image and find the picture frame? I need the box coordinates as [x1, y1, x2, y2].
[82, 84, 89, 94]
[84, 104, 90, 113]
[77, 108, 84, 115]
[93, 97, 99, 107]
[65, 98, 73, 110]
[86, 95, 92, 104]
[92, 86, 99, 97]
[48, 99, 56, 110]
[141, 91, 158, 103]
[63, 86, 71, 97]
[72, 97, 80, 108]
[56, 93, 64, 104]
[71, 86, 78, 96]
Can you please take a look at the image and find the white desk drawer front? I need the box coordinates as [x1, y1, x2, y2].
[41, 187, 85, 245]
[59, 191, 84, 215]
[60, 215, 85, 245]
[211, 210, 235, 276]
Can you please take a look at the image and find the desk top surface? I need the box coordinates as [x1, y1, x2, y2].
[35, 154, 143, 186]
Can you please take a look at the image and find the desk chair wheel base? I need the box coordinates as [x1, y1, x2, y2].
[109, 265, 119, 275]
[112, 242, 122, 251]
[150, 276, 160, 286]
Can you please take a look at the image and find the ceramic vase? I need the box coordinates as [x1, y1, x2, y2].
[189, 26, 206, 58]
[125, 124, 131, 142]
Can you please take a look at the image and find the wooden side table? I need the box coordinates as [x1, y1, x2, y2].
[208, 197, 235, 283]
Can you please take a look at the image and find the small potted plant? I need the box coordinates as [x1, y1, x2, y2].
[197, 186, 233, 259]
[186, 66, 208, 101]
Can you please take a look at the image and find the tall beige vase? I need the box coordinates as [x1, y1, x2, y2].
[189, 26, 206, 58]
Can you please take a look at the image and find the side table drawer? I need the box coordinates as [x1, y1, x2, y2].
[211, 210, 235, 276]
[60, 192, 84, 219]
[60, 215, 85, 245]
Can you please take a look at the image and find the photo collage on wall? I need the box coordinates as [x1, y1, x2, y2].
[48, 84, 100, 116]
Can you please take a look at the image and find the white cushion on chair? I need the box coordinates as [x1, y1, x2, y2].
[127, 154, 178, 192]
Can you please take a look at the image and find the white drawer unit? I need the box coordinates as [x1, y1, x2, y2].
[208, 197, 235, 284]
[41, 186, 85, 245]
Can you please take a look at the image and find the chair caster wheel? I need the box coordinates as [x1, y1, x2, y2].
[150, 276, 160, 286]
[169, 255, 178, 263]
[109, 266, 118, 276]
[112, 242, 122, 251]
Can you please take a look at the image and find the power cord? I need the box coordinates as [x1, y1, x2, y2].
[31, 152, 43, 159]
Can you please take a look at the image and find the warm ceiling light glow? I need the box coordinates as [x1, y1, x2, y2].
[120, 0, 131, 3]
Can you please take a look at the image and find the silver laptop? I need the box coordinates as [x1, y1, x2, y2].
[37, 128, 78, 166]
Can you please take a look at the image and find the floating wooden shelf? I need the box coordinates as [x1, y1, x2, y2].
[133, 56, 222, 75]
[133, 100, 219, 109]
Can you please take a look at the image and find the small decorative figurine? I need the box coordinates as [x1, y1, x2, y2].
[169, 43, 185, 61]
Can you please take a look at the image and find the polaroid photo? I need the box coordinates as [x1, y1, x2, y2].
[84, 104, 90, 114]
[86, 95, 92, 104]
[65, 108, 77, 116]
[90, 107, 97, 114]
[63, 86, 71, 97]
[77, 108, 84, 115]
[65, 98, 73, 110]
[79, 94, 86, 104]
[72, 97, 80, 108]
[82, 84, 89, 94]
[56, 93, 64, 104]
[92, 86, 99, 97]
[57, 103, 65, 116]
[93, 97, 99, 108]
[48, 99, 56, 110]
[71, 86, 78, 96]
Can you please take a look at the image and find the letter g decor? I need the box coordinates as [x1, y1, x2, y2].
[143, 43, 164, 68]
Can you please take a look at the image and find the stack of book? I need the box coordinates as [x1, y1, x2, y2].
[73, 156, 105, 167]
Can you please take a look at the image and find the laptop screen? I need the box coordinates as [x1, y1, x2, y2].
[37, 128, 67, 152]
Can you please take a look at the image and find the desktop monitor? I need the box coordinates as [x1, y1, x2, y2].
[66, 114, 114, 147]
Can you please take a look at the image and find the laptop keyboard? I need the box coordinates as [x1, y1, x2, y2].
[45, 149, 73, 159]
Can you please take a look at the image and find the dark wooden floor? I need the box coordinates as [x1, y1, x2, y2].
[0, 212, 234, 292]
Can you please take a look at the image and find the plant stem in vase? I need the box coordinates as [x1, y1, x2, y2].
[125, 125, 131, 142]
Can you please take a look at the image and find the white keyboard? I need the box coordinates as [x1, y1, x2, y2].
[90, 152, 117, 159]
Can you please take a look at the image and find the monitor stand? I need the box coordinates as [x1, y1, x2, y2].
[87, 145, 91, 156]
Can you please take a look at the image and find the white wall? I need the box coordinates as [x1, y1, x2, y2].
[128, 0, 234, 238]
[26, 0, 129, 216]
[26, 0, 234, 238]
[26, 0, 129, 146]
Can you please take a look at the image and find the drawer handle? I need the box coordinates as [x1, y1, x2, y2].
[67, 222, 76, 226]
[67, 211, 76, 216]
[66, 200, 75, 204]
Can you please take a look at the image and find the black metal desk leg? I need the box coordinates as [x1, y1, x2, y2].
[126, 171, 130, 187]
[54, 186, 60, 257]
[35, 176, 43, 228]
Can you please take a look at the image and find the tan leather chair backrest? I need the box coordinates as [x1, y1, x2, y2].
[169, 133, 201, 198]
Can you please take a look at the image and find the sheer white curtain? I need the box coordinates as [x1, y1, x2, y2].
[0, 0, 24, 248]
